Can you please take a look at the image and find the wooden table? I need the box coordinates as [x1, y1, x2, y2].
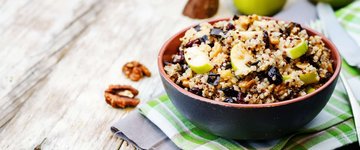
[0, 0, 297, 149]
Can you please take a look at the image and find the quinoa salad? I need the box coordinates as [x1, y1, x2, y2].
[164, 15, 334, 104]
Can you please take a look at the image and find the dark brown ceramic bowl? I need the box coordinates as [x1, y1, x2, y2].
[157, 18, 341, 140]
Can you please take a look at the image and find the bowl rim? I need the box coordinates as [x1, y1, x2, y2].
[157, 17, 342, 108]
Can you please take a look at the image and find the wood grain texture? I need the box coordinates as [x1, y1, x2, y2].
[0, 0, 103, 127]
[0, 0, 236, 149]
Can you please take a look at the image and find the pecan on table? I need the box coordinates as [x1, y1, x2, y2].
[104, 85, 140, 108]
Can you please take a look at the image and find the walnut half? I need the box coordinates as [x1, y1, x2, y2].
[104, 85, 140, 108]
[122, 61, 151, 81]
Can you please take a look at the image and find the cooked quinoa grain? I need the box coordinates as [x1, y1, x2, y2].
[164, 15, 334, 104]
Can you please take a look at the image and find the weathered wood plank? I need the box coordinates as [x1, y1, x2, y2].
[0, 0, 237, 149]
[0, 0, 104, 128]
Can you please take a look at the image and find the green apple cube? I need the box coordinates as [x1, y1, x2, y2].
[285, 40, 308, 59]
[299, 71, 320, 85]
[184, 47, 213, 74]
[282, 75, 291, 81]
[306, 87, 316, 94]
[230, 43, 253, 76]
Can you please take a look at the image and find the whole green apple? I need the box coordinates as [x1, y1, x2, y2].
[233, 0, 287, 16]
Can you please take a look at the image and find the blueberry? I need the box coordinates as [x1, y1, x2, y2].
[232, 15, 239, 20]
[226, 23, 235, 30]
[257, 71, 268, 80]
[207, 73, 220, 86]
[285, 57, 291, 63]
[172, 50, 185, 63]
[210, 28, 225, 38]
[222, 87, 238, 97]
[251, 60, 260, 66]
[184, 39, 201, 48]
[286, 91, 295, 100]
[184, 36, 208, 48]
[189, 87, 202, 96]
[237, 92, 246, 104]
[208, 42, 214, 47]
[267, 66, 283, 85]
[194, 25, 201, 32]
[285, 22, 302, 36]
[301, 55, 320, 68]
[320, 72, 333, 83]
[224, 63, 232, 69]
[263, 30, 270, 49]
[199, 35, 208, 43]
[223, 92, 246, 104]
[293, 22, 303, 30]
[325, 72, 332, 78]
[224, 97, 236, 103]
[181, 64, 189, 71]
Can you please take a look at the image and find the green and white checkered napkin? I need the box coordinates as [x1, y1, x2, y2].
[139, 2, 360, 149]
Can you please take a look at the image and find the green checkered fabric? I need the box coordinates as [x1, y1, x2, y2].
[140, 89, 357, 149]
[139, 2, 360, 149]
